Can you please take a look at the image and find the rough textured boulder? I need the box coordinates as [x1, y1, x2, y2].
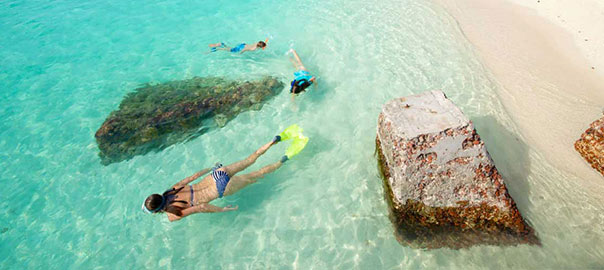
[95, 76, 283, 165]
[375, 90, 537, 249]
[575, 114, 604, 176]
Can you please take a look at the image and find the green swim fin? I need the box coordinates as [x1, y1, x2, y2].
[285, 135, 308, 158]
[277, 124, 308, 161]
[279, 124, 303, 141]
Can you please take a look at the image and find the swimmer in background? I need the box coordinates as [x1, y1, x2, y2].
[142, 135, 287, 222]
[208, 40, 267, 54]
[288, 49, 317, 100]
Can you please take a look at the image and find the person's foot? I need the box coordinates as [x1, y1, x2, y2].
[280, 155, 289, 163]
[272, 135, 281, 145]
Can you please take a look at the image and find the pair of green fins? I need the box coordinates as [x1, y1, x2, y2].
[278, 124, 309, 160]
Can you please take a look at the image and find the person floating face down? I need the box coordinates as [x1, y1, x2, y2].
[208, 39, 268, 54]
[141, 135, 288, 222]
[288, 49, 317, 100]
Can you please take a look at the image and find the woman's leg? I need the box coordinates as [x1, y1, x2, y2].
[223, 140, 275, 176]
[223, 161, 283, 196]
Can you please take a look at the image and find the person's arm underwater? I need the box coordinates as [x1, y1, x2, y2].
[310, 77, 317, 89]
[172, 168, 211, 189]
[167, 203, 239, 222]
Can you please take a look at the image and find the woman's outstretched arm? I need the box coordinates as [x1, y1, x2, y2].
[172, 168, 211, 188]
[167, 203, 238, 222]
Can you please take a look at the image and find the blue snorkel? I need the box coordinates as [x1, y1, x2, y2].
[141, 195, 166, 214]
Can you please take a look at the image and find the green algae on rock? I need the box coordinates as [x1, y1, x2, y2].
[95, 76, 284, 165]
[375, 91, 538, 249]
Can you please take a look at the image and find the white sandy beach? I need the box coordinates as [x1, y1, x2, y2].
[435, 0, 604, 184]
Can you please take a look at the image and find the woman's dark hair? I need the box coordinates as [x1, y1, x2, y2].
[144, 187, 187, 216]
[257, 41, 267, 48]
[144, 194, 164, 212]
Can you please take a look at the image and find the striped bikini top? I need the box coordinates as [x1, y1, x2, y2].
[163, 187, 195, 207]
[188, 185, 194, 206]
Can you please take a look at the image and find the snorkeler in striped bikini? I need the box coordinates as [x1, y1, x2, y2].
[208, 39, 267, 54]
[142, 125, 308, 222]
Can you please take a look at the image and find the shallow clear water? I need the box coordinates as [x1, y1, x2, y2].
[2, 0, 604, 269]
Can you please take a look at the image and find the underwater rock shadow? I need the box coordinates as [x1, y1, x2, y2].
[95, 76, 284, 165]
[472, 115, 533, 218]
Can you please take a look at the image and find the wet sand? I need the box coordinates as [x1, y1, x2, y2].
[435, 0, 604, 184]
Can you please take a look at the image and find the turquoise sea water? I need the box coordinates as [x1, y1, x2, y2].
[2, 0, 604, 269]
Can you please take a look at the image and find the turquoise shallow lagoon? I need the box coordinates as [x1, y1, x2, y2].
[2, 0, 604, 269]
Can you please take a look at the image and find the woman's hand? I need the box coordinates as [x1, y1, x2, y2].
[169, 203, 238, 221]
[167, 212, 183, 222]
[222, 205, 239, 212]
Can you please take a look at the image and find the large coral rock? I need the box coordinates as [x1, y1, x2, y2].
[375, 90, 537, 249]
[95, 76, 283, 165]
[575, 114, 604, 176]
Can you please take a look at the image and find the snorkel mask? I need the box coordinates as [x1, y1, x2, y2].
[141, 195, 166, 214]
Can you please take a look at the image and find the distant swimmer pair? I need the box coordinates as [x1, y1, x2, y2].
[142, 125, 309, 221]
[208, 40, 317, 99]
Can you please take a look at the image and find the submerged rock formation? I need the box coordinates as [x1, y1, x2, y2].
[375, 90, 537, 249]
[575, 114, 604, 177]
[95, 76, 283, 165]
